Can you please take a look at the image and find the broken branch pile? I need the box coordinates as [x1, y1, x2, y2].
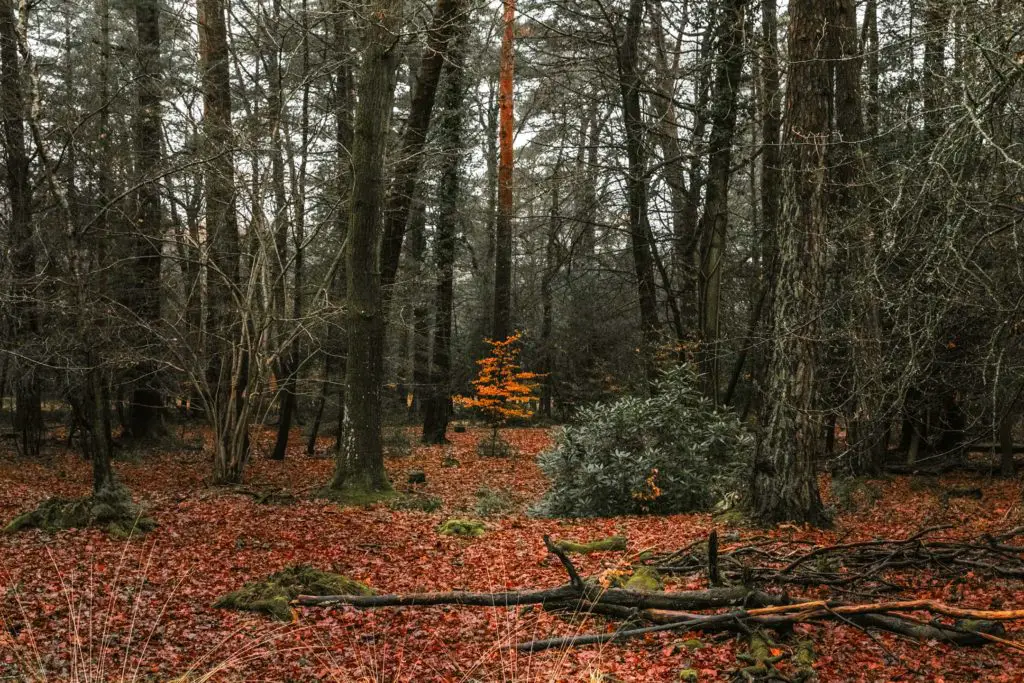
[295, 531, 1024, 654]
[641, 525, 1024, 594]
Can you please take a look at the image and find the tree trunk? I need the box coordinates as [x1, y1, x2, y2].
[493, 0, 516, 342]
[922, 0, 948, 141]
[539, 161, 561, 419]
[127, 0, 166, 440]
[378, 0, 463, 317]
[697, 0, 747, 403]
[408, 201, 431, 415]
[269, 0, 295, 462]
[618, 0, 660, 376]
[423, 23, 467, 445]
[1, 0, 41, 456]
[199, 0, 246, 483]
[327, 0, 354, 448]
[751, 0, 831, 526]
[1000, 411, 1016, 477]
[331, 0, 401, 493]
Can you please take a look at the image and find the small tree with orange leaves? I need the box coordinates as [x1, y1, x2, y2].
[455, 332, 540, 456]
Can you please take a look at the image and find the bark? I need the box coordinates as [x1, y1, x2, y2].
[127, 0, 166, 440]
[999, 411, 1017, 477]
[327, 1, 354, 445]
[751, 0, 831, 525]
[830, 0, 885, 475]
[493, 0, 516, 342]
[378, 0, 464, 316]
[922, 0, 949, 141]
[539, 163, 561, 419]
[331, 0, 401, 493]
[423, 22, 468, 445]
[647, 0, 693, 329]
[269, 0, 295, 461]
[408, 200, 430, 415]
[696, 0, 747, 402]
[1, 0, 40, 456]
[199, 0, 246, 484]
[618, 0, 660, 373]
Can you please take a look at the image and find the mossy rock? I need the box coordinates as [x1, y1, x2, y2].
[214, 565, 373, 621]
[682, 638, 704, 650]
[4, 485, 155, 538]
[678, 669, 699, 682]
[407, 469, 427, 484]
[623, 566, 663, 592]
[437, 518, 486, 537]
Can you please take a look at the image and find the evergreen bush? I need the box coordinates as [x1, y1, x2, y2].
[534, 365, 752, 517]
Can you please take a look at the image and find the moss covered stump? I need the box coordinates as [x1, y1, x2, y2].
[214, 565, 374, 621]
[4, 485, 155, 538]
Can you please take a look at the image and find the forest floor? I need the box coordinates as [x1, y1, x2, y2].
[0, 426, 1022, 682]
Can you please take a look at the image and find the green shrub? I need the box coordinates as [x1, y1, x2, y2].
[534, 365, 752, 517]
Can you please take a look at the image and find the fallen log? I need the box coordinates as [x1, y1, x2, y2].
[295, 584, 781, 612]
[295, 532, 1024, 656]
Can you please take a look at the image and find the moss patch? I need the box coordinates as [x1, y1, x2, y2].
[551, 535, 627, 554]
[214, 565, 373, 621]
[623, 566, 663, 592]
[437, 518, 486, 537]
[4, 485, 155, 538]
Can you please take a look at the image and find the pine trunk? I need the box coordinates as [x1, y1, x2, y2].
[751, 0, 830, 526]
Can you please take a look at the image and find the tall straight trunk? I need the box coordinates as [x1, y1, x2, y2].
[648, 0, 694, 331]
[424, 25, 468, 443]
[331, 0, 401, 493]
[830, 0, 883, 475]
[539, 161, 561, 418]
[269, 0, 295, 461]
[922, 0, 948, 141]
[127, 0, 166, 439]
[199, 0, 246, 484]
[493, 0, 516, 342]
[697, 0, 747, 403]
[863, 0, 879, 136]
[0, 0, 40, 456]
[478, 85, 498, 340]
[758, 0, 781, 362]
[378, 0, 463, 316]
[329, 0, 354, 445]
[751, 0, 830, 526]
[408, 201, 431, 415]
[618, 0, 660, 374]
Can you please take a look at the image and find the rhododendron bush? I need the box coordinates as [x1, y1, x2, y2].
[535, 365, 752, 517]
